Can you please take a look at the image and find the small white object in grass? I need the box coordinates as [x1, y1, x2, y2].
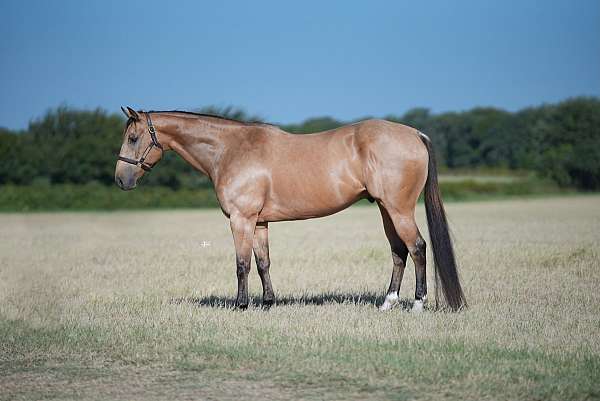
[379, 293, 399, 311]
[412, 299, 424, 313]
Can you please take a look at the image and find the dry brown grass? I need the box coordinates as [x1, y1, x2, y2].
[1, 196, 599, 400]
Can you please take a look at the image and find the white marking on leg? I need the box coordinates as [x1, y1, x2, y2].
[379, 293, 399, 311]
[411, 299, 424, 313]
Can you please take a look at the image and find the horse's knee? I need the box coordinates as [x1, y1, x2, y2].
[236, 257, 251, 277]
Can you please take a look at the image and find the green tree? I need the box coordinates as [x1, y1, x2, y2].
[1, 99, 599, 191]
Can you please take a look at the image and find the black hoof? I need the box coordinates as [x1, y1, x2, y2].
[262, 299, 274, 309]
[236, 303, 248, 310]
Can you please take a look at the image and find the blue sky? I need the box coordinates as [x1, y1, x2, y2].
[1, 0, 599, 129]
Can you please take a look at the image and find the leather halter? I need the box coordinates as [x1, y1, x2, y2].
[118, 112, 163, 172]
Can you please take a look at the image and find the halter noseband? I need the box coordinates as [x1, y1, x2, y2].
[118, 112, 163, 172]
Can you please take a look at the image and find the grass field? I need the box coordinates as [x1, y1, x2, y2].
[1, 196, 599, 400]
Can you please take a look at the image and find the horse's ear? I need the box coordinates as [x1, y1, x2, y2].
[120, 106, 130, 119]
[126, 106, 140, 121]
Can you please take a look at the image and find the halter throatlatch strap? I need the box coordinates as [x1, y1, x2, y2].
[118, 112, 163, 171]
[146, 112, 162, 150]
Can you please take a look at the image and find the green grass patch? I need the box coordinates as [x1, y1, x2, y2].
[2, 315, 598, 401]
[0, 183, 219, 211]
[436, 176, 565, 201]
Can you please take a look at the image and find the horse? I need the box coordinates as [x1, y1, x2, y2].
[114, 106, 466, 311]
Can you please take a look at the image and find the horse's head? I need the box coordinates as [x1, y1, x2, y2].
[115, 107, 164, 190]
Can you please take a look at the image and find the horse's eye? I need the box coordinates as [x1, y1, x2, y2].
[128, 135, 138, 144]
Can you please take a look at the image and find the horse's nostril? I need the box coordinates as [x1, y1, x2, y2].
[117, 177, 124, 188]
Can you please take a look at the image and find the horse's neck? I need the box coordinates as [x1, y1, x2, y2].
[162, 115, 242, 180]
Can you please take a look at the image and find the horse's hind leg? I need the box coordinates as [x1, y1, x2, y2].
[253, 222, 274, 308]
[377, 203, 427, 312]
[388, 212, 427, 312]
[378, 204, 409, 311]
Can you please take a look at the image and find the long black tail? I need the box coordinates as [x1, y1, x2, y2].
[419, 133, 467, 311]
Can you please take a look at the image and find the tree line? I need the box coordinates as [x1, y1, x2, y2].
[1, 97, 599, 190]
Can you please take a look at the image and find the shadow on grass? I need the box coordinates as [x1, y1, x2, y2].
[170, 291, 415, 311]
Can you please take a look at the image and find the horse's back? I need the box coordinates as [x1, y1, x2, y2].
[252, 125, 364, 220]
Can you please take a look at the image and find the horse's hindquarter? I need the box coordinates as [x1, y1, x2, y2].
[259, 126, 367, 221]
[355, 120, 429, 212]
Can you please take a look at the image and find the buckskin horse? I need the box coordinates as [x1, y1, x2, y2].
[114, 107, 466, 311]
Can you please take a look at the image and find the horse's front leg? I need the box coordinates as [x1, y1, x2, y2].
[230, 212, 258, 309]
[253, 222, 274, 308]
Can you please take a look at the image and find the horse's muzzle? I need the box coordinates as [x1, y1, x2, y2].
[115, 174, 136, 191]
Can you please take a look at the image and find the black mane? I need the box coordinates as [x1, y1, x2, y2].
[145, 110, 271, 126]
